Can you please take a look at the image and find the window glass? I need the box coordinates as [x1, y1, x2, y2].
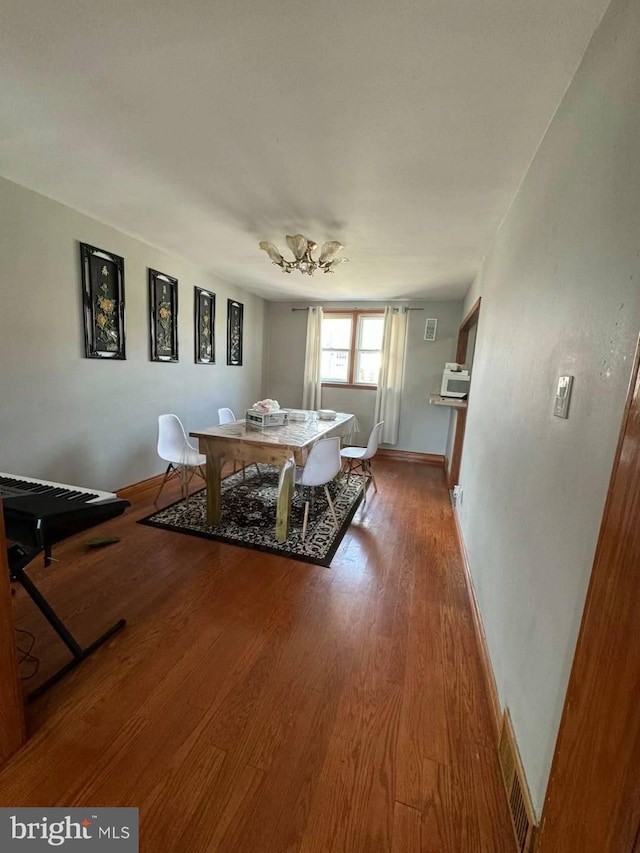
[358, 316, 384, 350]
[321, 317, 352, 349]
[356, 351, 382, 384]
[321, 350, 349, 382]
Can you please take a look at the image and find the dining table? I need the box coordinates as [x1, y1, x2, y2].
[190, 411, 358, 542]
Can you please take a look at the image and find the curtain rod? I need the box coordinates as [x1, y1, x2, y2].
[290, 306, 424, 312]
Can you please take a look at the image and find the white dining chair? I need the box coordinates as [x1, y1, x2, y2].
[218, 407, 236, 425]
[340, 421, 384, 502]
[154, 414, 206, 504]
[295, 436, 342, 541]
[218, 406, 261, 480]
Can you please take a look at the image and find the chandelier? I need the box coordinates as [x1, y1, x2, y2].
[259, 234, 348, 275]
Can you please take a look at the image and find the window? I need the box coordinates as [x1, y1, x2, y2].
[321, 312, 385, 387]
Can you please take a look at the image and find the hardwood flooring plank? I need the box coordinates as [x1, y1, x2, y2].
[64, 696, 208, 807]
[436, 745, 515, 853]
[243, 588, 365, 774]
[141, 742, 227, 851]
[214, 683, 337, 853]
[415, 759, 448, 852]
[391, 801, 422, 853]
[396, 657, 449, 808]
[441, 603, 496, 755]
[201, 762, 266, 853]
[299, 680, 403, 853]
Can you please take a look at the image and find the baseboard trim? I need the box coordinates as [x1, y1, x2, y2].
[116, 461, 238, 502]
[377, 449, 445, 467]
[452, 505, 502, 743]
[116, 473, 164, 502]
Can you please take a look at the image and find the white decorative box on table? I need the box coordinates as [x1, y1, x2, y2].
[246, 399, 289, 429]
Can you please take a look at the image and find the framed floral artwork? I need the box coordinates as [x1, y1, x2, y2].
[194, 287, 215, 364]
[227, 299, 243, 366]
[149, 269, 178, 362]
[80, 242, 126, 359]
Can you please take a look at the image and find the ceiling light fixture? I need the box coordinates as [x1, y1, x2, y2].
[259, 234, 348, 275]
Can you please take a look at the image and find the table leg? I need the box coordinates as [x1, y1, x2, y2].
[205, 453, 222, 525]
[275, 457, 295, 542]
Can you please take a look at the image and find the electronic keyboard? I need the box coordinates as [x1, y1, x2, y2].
[1, 472, 130, 700]
[0, 472, 118, 504]
[0, 472, 129, 554]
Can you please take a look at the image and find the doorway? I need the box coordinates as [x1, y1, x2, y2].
[447, 297, 481, 489]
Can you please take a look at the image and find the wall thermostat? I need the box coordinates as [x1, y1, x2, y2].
[554, 375, 573, 419]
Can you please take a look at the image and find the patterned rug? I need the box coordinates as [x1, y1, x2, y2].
[138, 464, 367, 567]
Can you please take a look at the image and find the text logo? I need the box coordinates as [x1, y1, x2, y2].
[0, 808, 138, 850]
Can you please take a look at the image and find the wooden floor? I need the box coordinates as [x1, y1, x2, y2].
[0, 459, 515, 852]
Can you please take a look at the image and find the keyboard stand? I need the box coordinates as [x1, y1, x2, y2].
[7, 543, 126, 701]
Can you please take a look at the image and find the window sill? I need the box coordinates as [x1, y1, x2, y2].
[321, 382, 378, 391]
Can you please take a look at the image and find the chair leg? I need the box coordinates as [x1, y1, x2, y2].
[369, 462, 378, 493]
[235, 462, 261, 482]
[154, 463, 174, 505]
[324, 485, 339, 529]
[301, 501, 310, 542]
[180, 466, 189, 503]
[184, 465, 204, 506]
[346, 458, 354, 484]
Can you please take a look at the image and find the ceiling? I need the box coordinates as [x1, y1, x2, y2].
[0, 0, 609, 302]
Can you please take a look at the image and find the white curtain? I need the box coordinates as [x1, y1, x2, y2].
[302, 306, 323, 410]
[374, 306, 408, 445]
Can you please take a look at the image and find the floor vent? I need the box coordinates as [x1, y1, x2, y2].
[498, 710, 537, 853]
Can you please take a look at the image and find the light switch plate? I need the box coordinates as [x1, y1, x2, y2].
[554, 375, 573, 418]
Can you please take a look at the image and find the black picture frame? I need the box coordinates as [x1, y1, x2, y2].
[227, 299, 243, 366]
[194, 287, 216, 364]
[80, 242, 126, 359]
[149, 269, 179, 362]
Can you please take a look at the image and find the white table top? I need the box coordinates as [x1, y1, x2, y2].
[191, 411, 358, 449]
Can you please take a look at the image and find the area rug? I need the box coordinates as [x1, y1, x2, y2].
[138, 464, 367, 567]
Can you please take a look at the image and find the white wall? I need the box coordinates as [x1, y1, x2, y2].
[0, 176, 265, 492]
[457, 0, 640, 815]
[264, 300, 463, 453]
